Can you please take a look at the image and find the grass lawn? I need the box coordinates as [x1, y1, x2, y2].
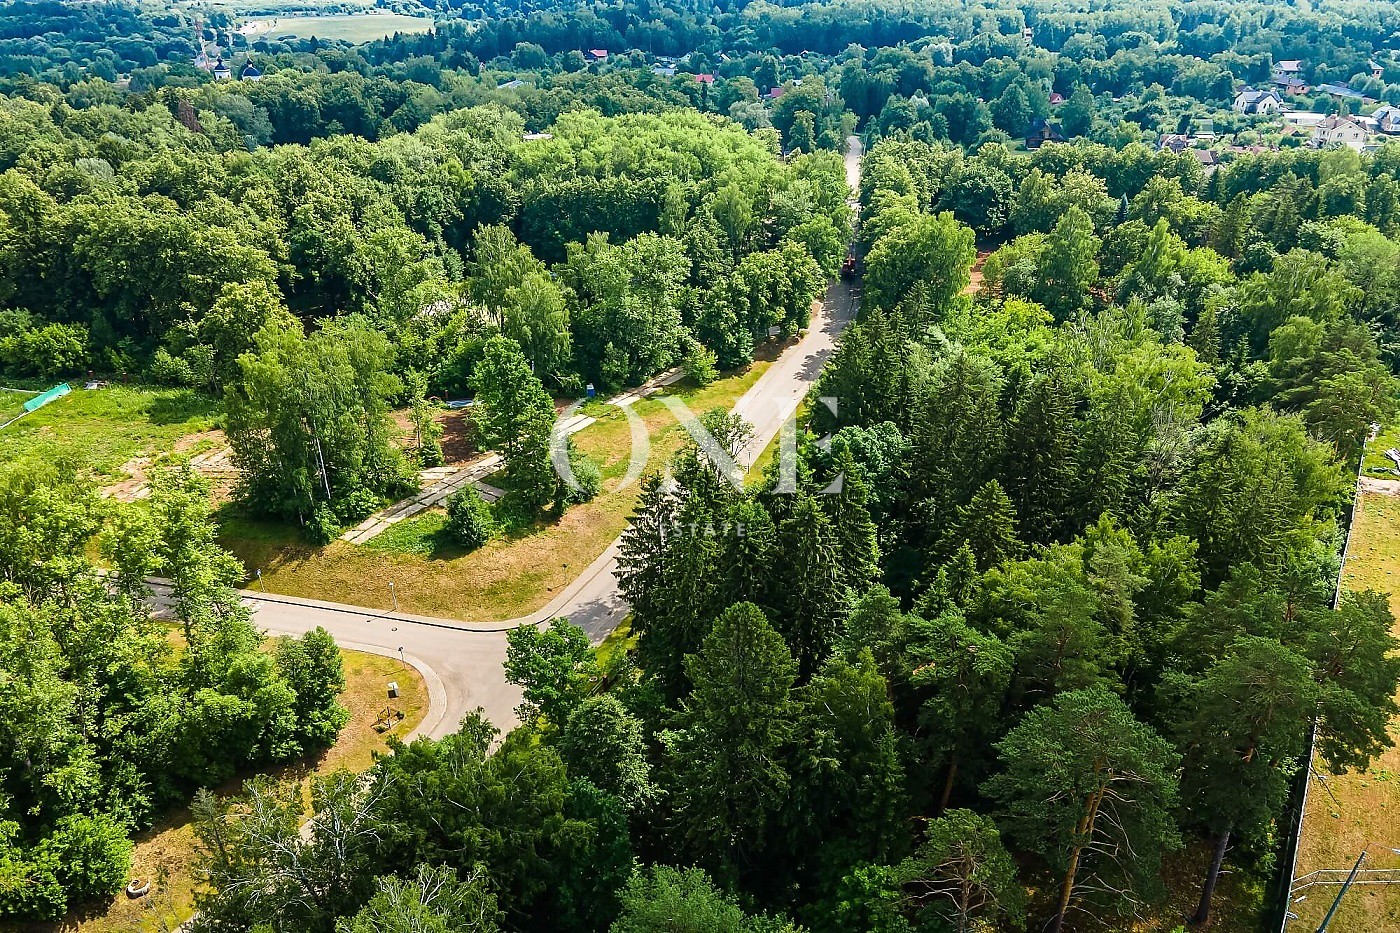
[1361, 423, 1400, 479]
[243, 12, 433, 42]
[360, 510, 457, 559]
[746, 397, 809, 483]
[33, 648, 427, 933]
[218, 362, 771, 621]
[595, 616, 636, 669]
[1288, 485, 1400, 933]
[0, 385, 219, 481]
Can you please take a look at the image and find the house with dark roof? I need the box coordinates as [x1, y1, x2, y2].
[1271, 60, 1307, 94]
[1192, 149, 1219, 170]
[1233, 87, 1283, 114]
[1158, 133, 1190, 153]
[212, 58, 231, 80]
[240, 62, 262, 81]
[1025, 117, 1064, 149]
[1372, 105, 1400, 134]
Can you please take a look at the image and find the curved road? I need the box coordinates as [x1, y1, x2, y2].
[229, 137, 864, 741]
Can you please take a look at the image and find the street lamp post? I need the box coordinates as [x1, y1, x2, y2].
[389, 581, 398, 612]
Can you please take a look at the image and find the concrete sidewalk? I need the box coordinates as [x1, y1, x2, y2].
[339, 453, 503, 544]
[339, 368, 685, 545]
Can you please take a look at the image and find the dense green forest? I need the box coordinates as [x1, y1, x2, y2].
[3, 0, 1400, 928]
[0, 464, 348, 919]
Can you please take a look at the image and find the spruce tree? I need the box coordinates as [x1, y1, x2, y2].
[822, 447, 881, 594]
[663, 603, 801, 879]
[617, 472, 679, 652]
[711, 496, 778, 614]
[773, 492, 846, 677]
[1001, 369, 1079, 545]
[910, 351, 1005, 517]
[952, 479, 1021, 570]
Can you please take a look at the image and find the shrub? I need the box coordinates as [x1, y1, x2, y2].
[681, 338, 718, 387]
[445, 486, 495, 550]
[0, 847, 66, 920]
[334, 486, 383, 524]
[149, 348, 196, 387]
[39, 813, 133, 905]
[554, 441, 601, 511]
[306, 503, 341, 544]
[418, 437, 444, 468]
[566, 450, 601, 504]
[0, 322, 88, 380]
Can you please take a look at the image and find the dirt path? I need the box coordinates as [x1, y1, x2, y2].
[102, 431, 235, 503]
[963, 250, 990, 296]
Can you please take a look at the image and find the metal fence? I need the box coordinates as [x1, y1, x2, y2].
[1274, 425, 1378, 932]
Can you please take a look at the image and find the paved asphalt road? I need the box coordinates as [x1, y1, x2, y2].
[223, 136, 865, 742]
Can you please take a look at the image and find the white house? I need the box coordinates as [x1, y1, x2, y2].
[1311, 114, 1370, 151]
[1233, 88, 1283, 114]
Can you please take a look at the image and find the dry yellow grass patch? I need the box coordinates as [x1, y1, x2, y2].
[223, 363, 771, 620]
[1289, 488, 1400, 933]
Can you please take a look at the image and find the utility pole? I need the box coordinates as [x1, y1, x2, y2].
[1317, 851, 1366, 933]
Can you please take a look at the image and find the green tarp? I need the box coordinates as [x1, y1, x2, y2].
[23, 383, 70, 413]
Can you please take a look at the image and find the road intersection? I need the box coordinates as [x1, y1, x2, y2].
[236, 137, 864, 741]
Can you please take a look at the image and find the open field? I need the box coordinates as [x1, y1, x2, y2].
[1289, 482, 1400, 933]
[0, 385, 219, 481]
[218, 361, 771, 621]
[241, 12, 434, 43]
[30, 648, 427, 933]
